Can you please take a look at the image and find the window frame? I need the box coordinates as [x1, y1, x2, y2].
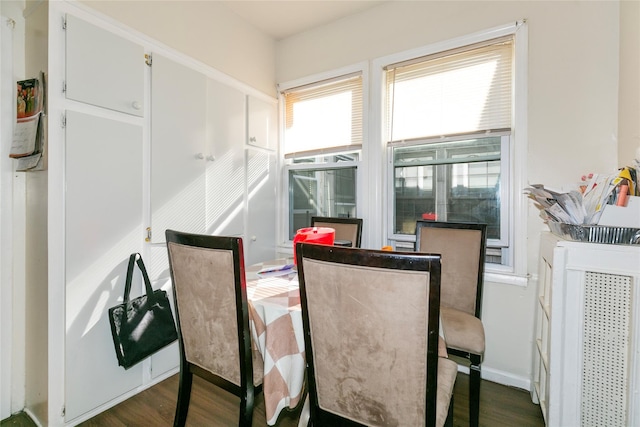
[285, 158, 360, 240]
[387, 132, 511, 249]
[372, 21, 527, 277]
[276, 22, 527, 281]
[277, 63, 368, 249]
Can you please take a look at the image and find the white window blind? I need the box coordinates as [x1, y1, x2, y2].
[386, 36, 513, 143]
[283, 73, 362, 158]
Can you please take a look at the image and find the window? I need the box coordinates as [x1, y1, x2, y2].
[281, 72, 363, 240]
[385, 36, 515, 265]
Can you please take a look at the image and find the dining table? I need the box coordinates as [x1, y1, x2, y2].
[246, 258, 305, 426]
[245, 256, 449, 426]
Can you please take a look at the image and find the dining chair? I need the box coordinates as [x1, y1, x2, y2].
[415, 221, 487, 427]
[310, 216, 363, 248]
[165, 230, 263, 427]
[296, 243, 457, 427]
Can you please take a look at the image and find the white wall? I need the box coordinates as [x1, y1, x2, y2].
[22, 2, 49, 423]
[0, 0, 26, 420]
[79, 0, 277, 97]
[275, 0, 623, 388]
[618, 0, 640, 167]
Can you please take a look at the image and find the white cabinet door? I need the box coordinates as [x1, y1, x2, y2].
[247, 95, 277, 150]
[64, 111, 144, 422]
[65, 15, 144, 116]
[205, 79, 246, 237]
[246, 148, 277, 265]
[150, 53, 207, 243]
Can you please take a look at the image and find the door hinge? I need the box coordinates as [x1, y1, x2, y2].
[62, 16, 66, 30]
[62, 80, 66, 93]
[60, 405, 65, 417]
[145, 53, 152, 67]
[145, 227, 151, 242]
[61, 113, 66, 129]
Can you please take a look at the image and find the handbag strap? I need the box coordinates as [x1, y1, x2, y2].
[123, 253, 155, 304]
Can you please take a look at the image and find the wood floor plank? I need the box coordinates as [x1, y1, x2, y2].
[71, 372, 543, 427]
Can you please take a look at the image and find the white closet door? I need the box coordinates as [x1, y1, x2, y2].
[64, 111, 143, 422]
[247, 95, 277, 150]
[150, 53, 207, 243]
[246, 148, 277, 265]
[65, 15, 144, 116]
[205, 78, 246, 237]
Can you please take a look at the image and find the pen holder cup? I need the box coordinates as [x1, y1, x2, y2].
[293, 227, 335, 265]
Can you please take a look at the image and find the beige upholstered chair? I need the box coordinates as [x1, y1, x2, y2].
[415, 221, 487, 427]
[166, 230, 263, 427]
[296, 243, 457, 427]
[310, 216, 363, 248]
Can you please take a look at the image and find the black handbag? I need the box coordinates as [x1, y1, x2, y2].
[108, 253, 178, 369]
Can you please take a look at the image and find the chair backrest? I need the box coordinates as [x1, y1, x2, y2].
[415, 221, 487, 318]
[296, 243, 442, 427]
[166, 230, 258, 389]
[310, 216, 363, 248]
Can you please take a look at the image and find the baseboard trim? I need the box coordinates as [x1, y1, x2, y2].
[23, 408, 43, 427]
[455, 363, 532, 392]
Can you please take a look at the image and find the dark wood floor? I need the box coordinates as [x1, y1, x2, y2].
[1, 372, 544, 427]
[77, 372, 543, 427]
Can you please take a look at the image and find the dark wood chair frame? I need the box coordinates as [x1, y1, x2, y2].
[415, 220, 487, 427]
[296, 243, 451, 427]
[310, 216, 363, 248]
[166, 230, 263, 427]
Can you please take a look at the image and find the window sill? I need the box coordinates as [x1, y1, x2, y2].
[484, 268, 529, 287]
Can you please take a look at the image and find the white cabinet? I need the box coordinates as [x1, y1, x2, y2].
[248, 95, 277, 150]
[150, 53, 207, 242]
[149, 53, 246, 243]
[532, 232, 555, 422]
[40, 5, 278, 425]
[64, 111, 144, 421]
[246, 148, 277, 265]
[205, 78, 246, 238]
[65, 14, 144, 116]
[533, 232, 640, 427]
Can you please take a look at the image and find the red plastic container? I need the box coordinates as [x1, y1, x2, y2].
[293, 227, 335, 264]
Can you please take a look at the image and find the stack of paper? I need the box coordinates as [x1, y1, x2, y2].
[525, 185, 587, 225]
[526, 168, 639, 226]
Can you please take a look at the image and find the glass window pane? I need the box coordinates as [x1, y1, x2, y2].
[289, 167, 357, 239]
[446, 161, 501, 240]
[393, 137, 502, 240]
[394, 164, 435, 234]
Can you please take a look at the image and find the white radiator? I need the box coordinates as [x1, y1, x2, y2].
[533, 233, 640, 427]
[581, 271, 632, 427]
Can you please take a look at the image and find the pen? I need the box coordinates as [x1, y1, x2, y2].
[258, 264, 295, 274]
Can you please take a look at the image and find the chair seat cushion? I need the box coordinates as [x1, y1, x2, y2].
[438, 336, 448, 358]
[441, 306, 485, 355]
[436, 356, 458, 427]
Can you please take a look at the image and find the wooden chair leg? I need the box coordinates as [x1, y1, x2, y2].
[469, 354, 482, 427]
[173, 369, 193, 427]
[445, 394, 454, 427]
[239, 388, 254, 427]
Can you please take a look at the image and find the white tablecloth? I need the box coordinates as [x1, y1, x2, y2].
[246, 260, 305, 426]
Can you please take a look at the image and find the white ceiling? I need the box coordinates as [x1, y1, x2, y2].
[220, 1, 387, 40]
